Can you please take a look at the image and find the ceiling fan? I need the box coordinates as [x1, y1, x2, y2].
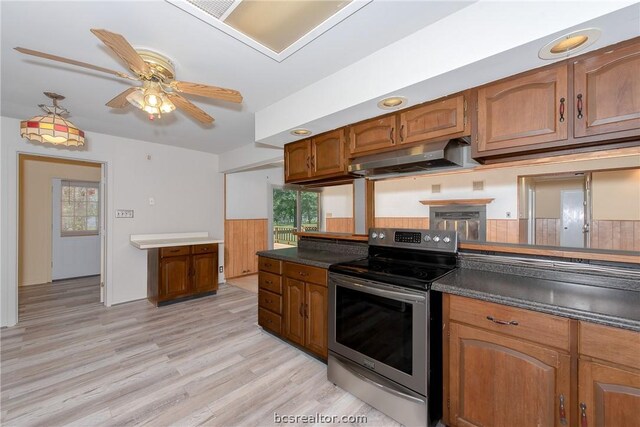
[15, 29, 243, 124]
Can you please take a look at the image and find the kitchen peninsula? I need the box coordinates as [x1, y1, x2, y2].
[131, 232, 223, 306]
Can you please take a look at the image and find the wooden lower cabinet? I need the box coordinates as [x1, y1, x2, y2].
[444, 295, 640, 427]
[284, 278, 306, 346]
[578, 360, 640, 427]
[258, 258, 284, 335]
[258, 256, 328, 360]
[578, 321, 640, 427]
[304, 283, 328, 358]
[148, 244, 218, 306]
[448, 322, 571, 427]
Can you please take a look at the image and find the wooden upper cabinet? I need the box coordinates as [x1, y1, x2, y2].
[284, 140, 311, 182]
[476, 64, 568, 155]
[399, 94, 468, 145]
[573, 40, 640, 138]
[349, 115, 397, 155]
[311, 129, 345, 178]
[449, 322, 571, 427]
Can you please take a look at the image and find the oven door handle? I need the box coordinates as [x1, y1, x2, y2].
[333, 278, 426, 303]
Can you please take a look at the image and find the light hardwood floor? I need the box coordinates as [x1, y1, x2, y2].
[1, 276, 401, 426]
[227, 274, 258, 294]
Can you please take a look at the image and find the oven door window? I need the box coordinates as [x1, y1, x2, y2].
[335, 285, 413, 375]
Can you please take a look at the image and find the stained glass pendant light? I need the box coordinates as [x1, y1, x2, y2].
[20, 92, 85, 146]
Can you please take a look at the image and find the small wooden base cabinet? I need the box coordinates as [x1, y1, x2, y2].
[147, 244, 218, 306]
[443, 294, 639, 427]
[258, 256, 328, 360]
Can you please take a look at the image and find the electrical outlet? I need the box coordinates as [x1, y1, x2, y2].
[148, 197, 155, 206]
[506, 211, 512, 218]
[115, 209, 134, 218]
[219, 266, 223, 273]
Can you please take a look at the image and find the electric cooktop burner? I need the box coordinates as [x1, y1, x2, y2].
[329, 228, 458, 290]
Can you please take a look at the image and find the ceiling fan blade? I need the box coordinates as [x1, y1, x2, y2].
[168, 93, 214, 124]
[171, 81, 243, 103]
[14, 47, 137, 80]
[106, 87, 138, 108]
[90, 29, 151, 77]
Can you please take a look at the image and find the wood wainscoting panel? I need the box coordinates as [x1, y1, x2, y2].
[591, 220, 640, 251]
[486, 219, 520, 244]
[535, 218, 562, 246]
[224, 219, 268, 278]
[375, 217, 429, 229]
[325, 217, 354, 233]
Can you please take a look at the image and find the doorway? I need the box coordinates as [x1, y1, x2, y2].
[18, 154, 107, 306]
[521, 174, 589, 248]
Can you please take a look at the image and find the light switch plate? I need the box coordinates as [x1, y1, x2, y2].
[115, 209, 134, 218]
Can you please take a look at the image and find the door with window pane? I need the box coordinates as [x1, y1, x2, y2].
[271, 187, 320, 248]
[52, 180, 101, 280]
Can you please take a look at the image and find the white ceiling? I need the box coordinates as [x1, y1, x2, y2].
[0, 0, 473, 154]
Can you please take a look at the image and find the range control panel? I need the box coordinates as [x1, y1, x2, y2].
[369, 228, 458, 253]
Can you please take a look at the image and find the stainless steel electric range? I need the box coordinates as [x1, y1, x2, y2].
[327, 227, 458, 427]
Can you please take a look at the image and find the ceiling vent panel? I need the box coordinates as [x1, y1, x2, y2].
[186, 0, 236, 19]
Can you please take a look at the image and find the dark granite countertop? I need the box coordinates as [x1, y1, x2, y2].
[433, 268, 640, 332]
[257, 247, 365, 269]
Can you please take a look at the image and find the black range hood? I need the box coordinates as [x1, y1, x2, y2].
[348, 136, 471, 178]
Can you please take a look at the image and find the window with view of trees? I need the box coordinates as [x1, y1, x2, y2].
[272, 187, 320, 247]
[61, 181, 99, 236]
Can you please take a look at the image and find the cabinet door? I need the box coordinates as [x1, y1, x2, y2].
[284, 140, 311, 182]
[159, 256, 190, 299]
[192, 252, 218, 293]
[574, 41, 640, 138]
[399, 95, 467, 145]
[311, 129, 345, 178]
[578, 360, 640, 427]
[476, 65, 568, 154]
[283, 278, 305, 346]
[349, 115, 397, 155]
[449, 322, 571, 427]
[305, 283, 327, 359]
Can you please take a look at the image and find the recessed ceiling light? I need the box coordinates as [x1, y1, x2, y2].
[291, 128, 311, 136]
[378, 96, 407, 110]
[539, 28, 601, 60]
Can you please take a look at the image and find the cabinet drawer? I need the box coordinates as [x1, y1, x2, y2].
[160, 246, 191, 258]
[449, 295, 571, 351]
[259, 272, 282, 294]
[259, 257, 282, 274]
[258, 289, 282, 315]
[192, 243, 217, 254]
[284, 262, 327, 286]
[258, 308, 282, 335]
[579, 321, 640, 368]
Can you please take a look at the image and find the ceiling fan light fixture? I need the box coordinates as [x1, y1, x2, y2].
[20, 92, 85, 147]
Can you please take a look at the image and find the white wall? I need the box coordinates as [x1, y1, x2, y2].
[1, 116, 224, 327]
[375, 156, 640, 221]
[321, 184, 353, 231]
[51, 179, 101, 281]
[225, 166, 284, 219]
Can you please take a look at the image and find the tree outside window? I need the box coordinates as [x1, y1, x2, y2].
[61, 181, 99, 236]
